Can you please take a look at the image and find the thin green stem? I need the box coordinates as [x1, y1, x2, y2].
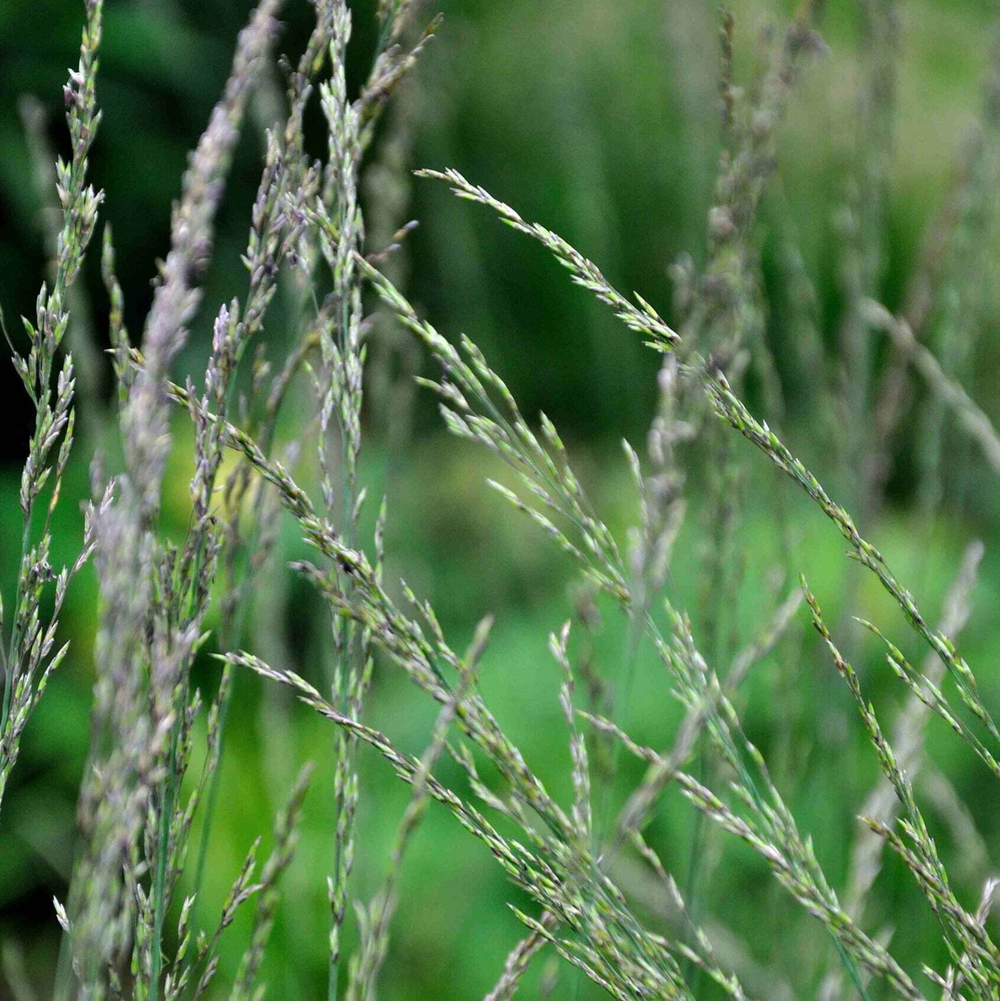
[150, 717, 182, 1001]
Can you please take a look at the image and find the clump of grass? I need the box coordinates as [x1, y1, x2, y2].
[3, 1, 1000, 999]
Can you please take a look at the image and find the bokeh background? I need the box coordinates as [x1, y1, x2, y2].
[1, 0, 1000, 997]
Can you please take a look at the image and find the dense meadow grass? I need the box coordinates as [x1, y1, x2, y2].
[1, 1, 1000, 998]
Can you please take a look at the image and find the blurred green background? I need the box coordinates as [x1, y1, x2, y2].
[2, 0, 1000, 997]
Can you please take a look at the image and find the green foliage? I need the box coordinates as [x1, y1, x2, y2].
[3, 1, 1000, 1000]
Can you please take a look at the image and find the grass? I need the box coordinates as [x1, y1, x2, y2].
[3, 0, 1000, 998]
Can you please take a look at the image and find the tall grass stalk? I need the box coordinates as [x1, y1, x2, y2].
[0, 0, 104, 827]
